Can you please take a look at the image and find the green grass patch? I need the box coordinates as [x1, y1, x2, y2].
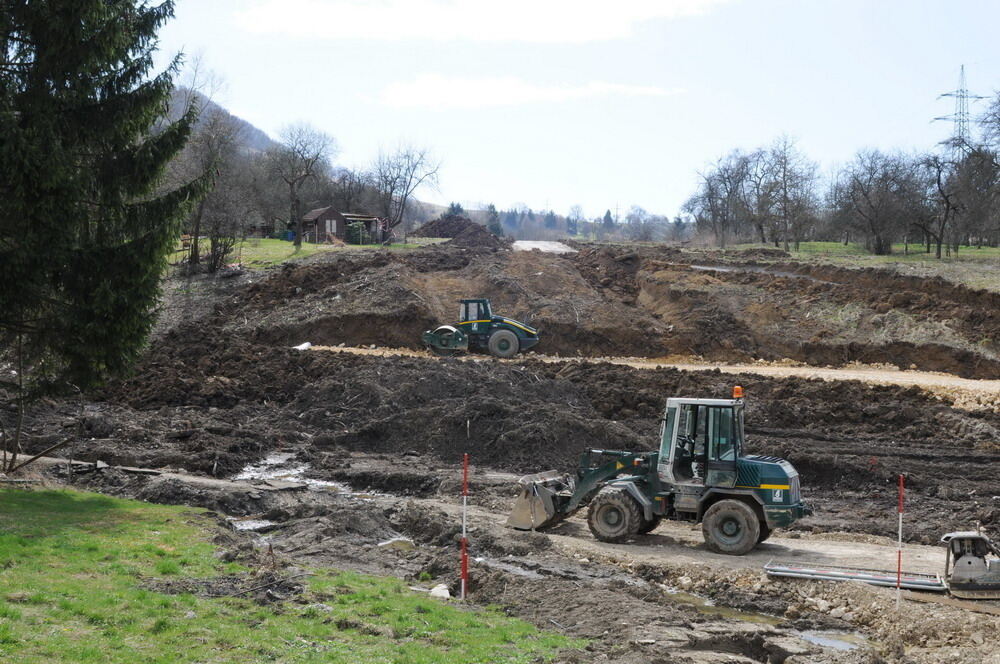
[170, 238, 428, 269]
[731, 240, 1000, 261]
[727, 241, 1000, 292]
[0, 487, 579, 663]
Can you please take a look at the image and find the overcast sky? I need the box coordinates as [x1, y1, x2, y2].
[156, 0, 1000, 219]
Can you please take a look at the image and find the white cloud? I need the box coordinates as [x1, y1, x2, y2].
[235, 0, 729, 43]
[377, 74, 681, 109]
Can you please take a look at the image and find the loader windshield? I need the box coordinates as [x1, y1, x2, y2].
[672, 404, 743, 482]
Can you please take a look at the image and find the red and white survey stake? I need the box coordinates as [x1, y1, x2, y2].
[460, 453, 470, 600]
[896, 474, 905, 610]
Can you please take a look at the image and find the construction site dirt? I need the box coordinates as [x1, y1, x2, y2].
[8, 243, 1000, 663]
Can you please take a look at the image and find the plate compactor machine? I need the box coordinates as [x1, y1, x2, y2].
[508, 387, 811, 555]
[423, 298, 539, 359]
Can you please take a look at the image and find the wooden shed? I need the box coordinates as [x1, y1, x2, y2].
[301, 207, 386, 243]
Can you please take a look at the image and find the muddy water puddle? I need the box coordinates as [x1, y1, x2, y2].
[661, 588, 868, 652]
[661, 588, 783, 625]
[227, 517, 278, 531]
[233, 452, 377, 498]
[799, 630, 867, 651]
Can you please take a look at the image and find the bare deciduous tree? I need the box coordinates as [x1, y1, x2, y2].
[184, 108, 245, 265]
[267, 124, 337, 248]
[769, 136, 819, 251]
[370, 145, 440, 237]
[833, 150, 913, 255]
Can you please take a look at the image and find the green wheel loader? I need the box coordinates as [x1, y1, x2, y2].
[507, 387, 811, 555]
[423, 298, 539, 359]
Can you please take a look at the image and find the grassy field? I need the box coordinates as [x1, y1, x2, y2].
[731, 241, 1000, 291]
[0, 487, 577, 663]
[170, 238, 433, 269]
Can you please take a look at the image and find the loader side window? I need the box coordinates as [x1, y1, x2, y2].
[709, 407, 737, 462]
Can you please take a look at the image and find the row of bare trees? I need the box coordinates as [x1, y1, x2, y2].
[168, 90, 439, 269]
[685, 95, 1000, 255]
[683, 137, 820, 250]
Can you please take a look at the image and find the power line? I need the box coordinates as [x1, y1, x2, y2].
[934, 65, 986, 155]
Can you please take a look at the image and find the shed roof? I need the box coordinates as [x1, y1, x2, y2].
[302, 206, 333, 222]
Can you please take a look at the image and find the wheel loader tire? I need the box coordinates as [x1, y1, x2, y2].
[587, 487, 642, 543]
[488, 329, 519, 358]
[701, 499, 760, 556]
[637, 515, 662, 535]
[757, 522, 772, 544]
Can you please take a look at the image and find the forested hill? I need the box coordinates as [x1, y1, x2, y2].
[169, 88, 275, 153]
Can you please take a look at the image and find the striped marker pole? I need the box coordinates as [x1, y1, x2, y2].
[460, 453, 469, 600]
[896, 474, 905, 610]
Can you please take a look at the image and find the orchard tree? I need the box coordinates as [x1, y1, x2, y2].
[0, 0, 205, 471]
[181, 105, 245, 265]
[833, 150, 913, 255]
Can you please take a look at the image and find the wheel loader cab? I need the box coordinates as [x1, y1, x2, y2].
[657, 398, 743, 489]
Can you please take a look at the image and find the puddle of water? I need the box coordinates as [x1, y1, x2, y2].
[232, 452, 372, 497]
[377, 537, 415, 551]
[661, 589, 869, 652]
[228, 518, 277, 531]
[232, 452, 298, 481]
[660, 588, 783, 625]
[798, 630, 866, 651]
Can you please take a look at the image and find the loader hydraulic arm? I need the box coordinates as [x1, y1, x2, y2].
[564, 449, 656, 514]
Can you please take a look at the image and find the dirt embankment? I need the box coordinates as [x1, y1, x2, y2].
[170, 243, 998, 377]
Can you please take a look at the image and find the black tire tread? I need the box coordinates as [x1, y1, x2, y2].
[488, 329, 519, 358]
[587, 486, 642, 543]
[701, 499, 760, 556]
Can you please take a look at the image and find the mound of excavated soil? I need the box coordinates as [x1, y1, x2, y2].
[413, 215, 505, 249]
[446, 223, 505, 249]
[412, 214, 477, 238]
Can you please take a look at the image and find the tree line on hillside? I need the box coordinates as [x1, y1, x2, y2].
[684, 109, 1000, 255]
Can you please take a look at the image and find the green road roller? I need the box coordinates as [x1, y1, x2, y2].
[422, 298, 539, 359]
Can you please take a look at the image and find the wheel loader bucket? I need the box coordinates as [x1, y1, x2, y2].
[506, 470, 571, 531]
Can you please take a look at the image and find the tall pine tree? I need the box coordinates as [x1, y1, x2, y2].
[0, 1, 205, 470]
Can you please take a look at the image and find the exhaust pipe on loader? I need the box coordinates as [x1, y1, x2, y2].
[506, 470, 573, 530]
